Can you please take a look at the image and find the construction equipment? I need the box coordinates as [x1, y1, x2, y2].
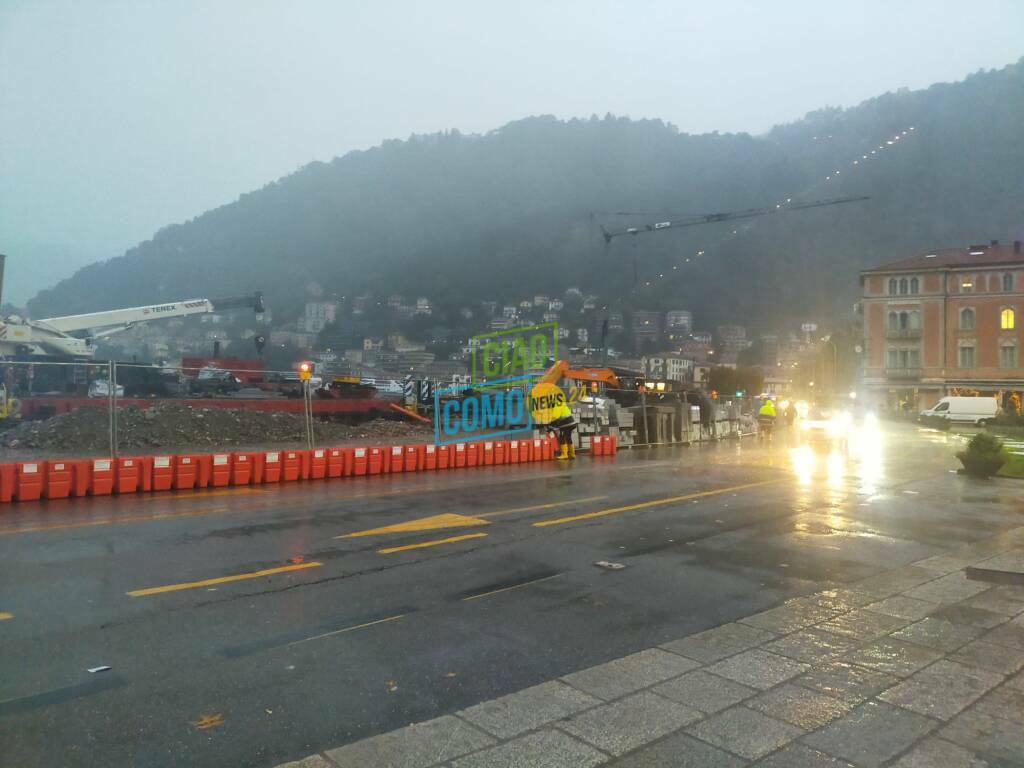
[316, 375, 378, 400]
[538, 360, 622, 388]
[599, 196, 869, 243]
[0, 382, 18, 421]
[0, 292, 264, 359]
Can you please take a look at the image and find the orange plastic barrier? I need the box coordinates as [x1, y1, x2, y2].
[231, 452, 254, 485]
[151, 456, 173, 491]
[45, 460, 74, 499]
[208, 454, 231, 487]
[137, 457, 154, 492]
[262, 451, 282, 483]
[403, 444, 424, 472]
[607, 435, 618, 454]
[591, 435, 604, 456]
[87, 458, 114, 496]
[193, 454, 212, 488]
[480, 441, 494, 466]
[0, 423, 579, 506]
[325, 448, 344, 478]
[116, 457, 142, 494]
[174, 456, 198, 490]
[353, 447, 369, 475]
[368, 446, 385, 475]
[282, 451, 302, 482]
[388, 445, 404, 473]
[309, 449, 326, 479]
[0, 463, 14, 502]
[15, 461, 44, 501]
[342, 448, 357, 477]
[541, 438, 553, 461]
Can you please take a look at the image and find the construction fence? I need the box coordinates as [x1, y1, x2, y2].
[0, 360, 430, 459]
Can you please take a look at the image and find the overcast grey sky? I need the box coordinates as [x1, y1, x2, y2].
[2, 0, 1022, 304]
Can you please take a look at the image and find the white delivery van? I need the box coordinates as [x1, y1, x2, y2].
[919, 396, 999, 425]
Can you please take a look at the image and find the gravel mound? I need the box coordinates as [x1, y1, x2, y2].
[0, 403, 433, 456]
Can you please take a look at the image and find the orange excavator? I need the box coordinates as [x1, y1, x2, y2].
[537, 360, 621, 388]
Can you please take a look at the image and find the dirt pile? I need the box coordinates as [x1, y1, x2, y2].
[0, 404, 433, 456]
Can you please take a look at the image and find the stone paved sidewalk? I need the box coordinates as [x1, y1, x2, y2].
[277, 530, 1024, 768]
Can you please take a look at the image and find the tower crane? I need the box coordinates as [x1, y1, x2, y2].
[599, 195, 869, 243]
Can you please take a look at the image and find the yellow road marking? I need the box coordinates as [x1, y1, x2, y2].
[338, 513, 490, 539]
[0, 483, 488, 538]
[145, 487, 260, 502]
[0, 506, 233, 536]
[127, 561, 322, 597]
[476, 495, 608, 518]
[287, 613, 405, 646]
[532, 480, 779, 527]
[191, 713, 224, 730]
[378, 533, 488, 554]
[462, 573, 563, 601]
[0, 612, 12, 621]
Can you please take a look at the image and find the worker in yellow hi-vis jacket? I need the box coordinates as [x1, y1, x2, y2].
[531, 382, 577, 460]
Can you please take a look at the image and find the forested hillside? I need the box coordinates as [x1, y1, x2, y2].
[30, 58, 1024, 329]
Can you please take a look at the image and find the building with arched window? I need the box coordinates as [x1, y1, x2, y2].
[861, 239, 1024, 412]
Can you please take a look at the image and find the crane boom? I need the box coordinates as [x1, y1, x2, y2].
[0, 292, 264, 359]
[599, 195, 869, 243]
[40, 293, 264, 334]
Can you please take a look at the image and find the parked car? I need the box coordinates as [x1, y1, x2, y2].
[189, 366, 243, 395]
[88, 379, 125, 398]
[919, 396, 999, 426]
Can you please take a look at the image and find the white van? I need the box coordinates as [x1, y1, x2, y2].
[920, 396, 999, 425]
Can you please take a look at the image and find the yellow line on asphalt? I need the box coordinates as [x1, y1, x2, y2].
[532, 480, 779, 527]
[339, 513, 490, 539]
[287, 614, 406, 646]
[378, 533, 488, 554]
[462, 573, 563, 601]
[127, 561, 322, 597]
[144, 487, 261, 501]
[0, 612, 12, 621]
[0, 506, 234, 536]
[476, 495, 609, 518]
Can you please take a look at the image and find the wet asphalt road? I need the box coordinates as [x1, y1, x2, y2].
[1, 420, 1022, 767]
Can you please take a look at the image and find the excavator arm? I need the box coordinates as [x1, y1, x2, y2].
[539, 360, 621, 388]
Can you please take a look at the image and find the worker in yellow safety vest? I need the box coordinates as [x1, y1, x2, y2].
[548, 399, 577, 460]
[531, 382, 577, 460]
[758, 398, 777, 419]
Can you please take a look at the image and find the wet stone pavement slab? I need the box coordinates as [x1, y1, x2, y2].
[274, 520, 1024, 768]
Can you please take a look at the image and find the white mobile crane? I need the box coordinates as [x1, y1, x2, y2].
[0, 293, 265, 358]
[0, 257, 264, 358]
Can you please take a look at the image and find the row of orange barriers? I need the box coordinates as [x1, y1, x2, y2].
[0, 435, 618, 503]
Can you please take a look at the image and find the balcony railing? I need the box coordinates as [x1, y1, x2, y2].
[885, 328, 922, 339]
[885, 367, 922, 379]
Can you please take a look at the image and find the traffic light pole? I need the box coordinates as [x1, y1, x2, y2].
[302, 380, 315, 450]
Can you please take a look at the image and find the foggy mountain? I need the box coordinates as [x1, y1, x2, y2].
[28, 58, 1024, 330]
